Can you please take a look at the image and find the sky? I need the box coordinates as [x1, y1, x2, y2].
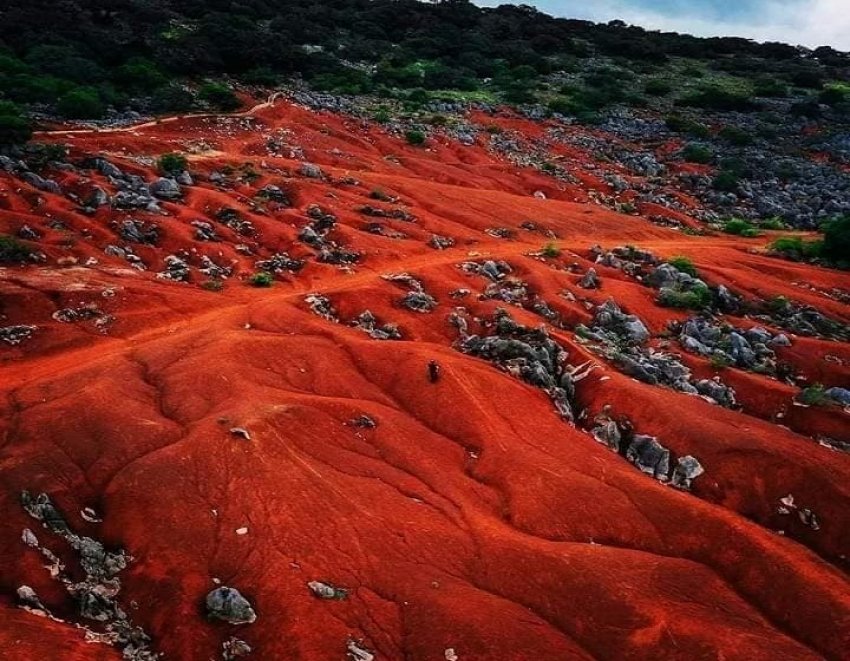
[472, 1, 850, 50]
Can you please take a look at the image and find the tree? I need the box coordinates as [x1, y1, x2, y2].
[822, 216, 850, 263]
[199, 82, 241, 111]
[57, 87, 105, 119]
[0, 101, 31, 146]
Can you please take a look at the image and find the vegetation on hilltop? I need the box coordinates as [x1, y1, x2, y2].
[0, 0, 848, 131]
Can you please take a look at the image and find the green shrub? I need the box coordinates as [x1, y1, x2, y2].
[710, 353, 733, 369]
[798, 384, 829, 406]
[157, 153, 188, 175]
[790, 99, 821, 119]
[822, 216, 850, 263]
[199, 82, 241, 111]
[201, 279, 224, 292]
[0, 234, 34, 263]
[723, 218, 759, 236]
[150, 84, 195, 112]
[644, 79, 672, 96]
[56, 87, 105, 119]
[753, 78, 788, 98]
[0, 101, 31, 146]
[759, 217, 787, 230]
[770, 236, 823, 260]
[713, 171, 740, 193]
[372, 108, 391, 124]
[665, 115, 710, 138]
[719, 125, 754, 146]
[657, 285, 713, 309]
[249, 272, 273, 287]
[819, 86, 847, 106]
[681, 144, 713, 164]
[541, 242, 561, 257]
[668, 256, 698, 277]
[114, 57, 167, 92]
[405, 129, 427, 146]
[678, 86, 757, 112]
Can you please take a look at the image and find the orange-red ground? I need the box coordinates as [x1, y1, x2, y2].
[0, 100, 848, 660]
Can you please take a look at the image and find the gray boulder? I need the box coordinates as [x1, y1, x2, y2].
[205, 587, 257, 624]
[149, 177, 182, 200]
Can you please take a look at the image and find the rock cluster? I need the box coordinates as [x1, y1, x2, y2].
[19, 491, 159, 660]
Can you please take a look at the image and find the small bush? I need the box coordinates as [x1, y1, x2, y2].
[56, 87, 105, 119]
[790, 100, 821, 119]
[753, 78, 788, 98]
[665, 115, 710, 138]
[819, 86, 846, 106]
[0, 101, 32, 146]
[822, 216, 850, 263]
[759, 217, 787, 230]
[644, 79, 672, 96]
[249, 272, 273, 287]
[668, 256, 698, 277]
[158, 153, 188, 175]
[710, 353, 733, 370]
[657, 285, 713, 309]
[541, 242, 561, 257]
[713, 171, 740, 193]
[199, 82, 241, 111]
[678, 87, 758, 112]
[798, 384, 829, 406]
[770, 236, 823, 260]
[723, 218, 760, 237]
[201, 279, 224, 292]
[681, 144, 713, 164]
[719, 125, 754, 146]
[0, 234, 34, 263]
[405, 129, 427, 146]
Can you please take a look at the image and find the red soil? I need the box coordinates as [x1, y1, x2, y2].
[1, 100, 849, 660]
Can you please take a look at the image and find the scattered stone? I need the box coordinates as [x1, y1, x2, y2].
[192, 221, 220, 242]
[459, 308, 594, 422]
[157, 255, 190, 282]
[298, 163, 325, 179]
[350, 415, 376, 428]
[222, 637, 252, 660]
[626, 435, 670, 481]
[352, 310, 402, 340]
[305, 294, 338, 321]
[206, 587, 257, 625]
[0, 325, 37, 346]
[255, 253, 304, 274]
[401, 290, 437, 312]
[307, 581, 348, 600]
[671, 456, 705, 490]
[428, 234, 455, 250]
[257, 185, 290, 205]
[346, 639, 375, 661]
[579, 268, 601, 289]
[149, 177, 182, 200]
[229, 428, 251, 441]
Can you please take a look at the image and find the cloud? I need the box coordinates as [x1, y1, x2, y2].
[473, 0, 850, 49]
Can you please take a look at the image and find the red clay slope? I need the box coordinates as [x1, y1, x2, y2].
[1, 99, 849, 660]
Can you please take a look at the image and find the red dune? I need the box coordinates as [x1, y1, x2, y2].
[1, 100, 848, 660]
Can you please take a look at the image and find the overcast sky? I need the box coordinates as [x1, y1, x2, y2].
[473, 1, 850, 50]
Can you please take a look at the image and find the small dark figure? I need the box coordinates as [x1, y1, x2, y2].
[428, 360, 441, 383]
